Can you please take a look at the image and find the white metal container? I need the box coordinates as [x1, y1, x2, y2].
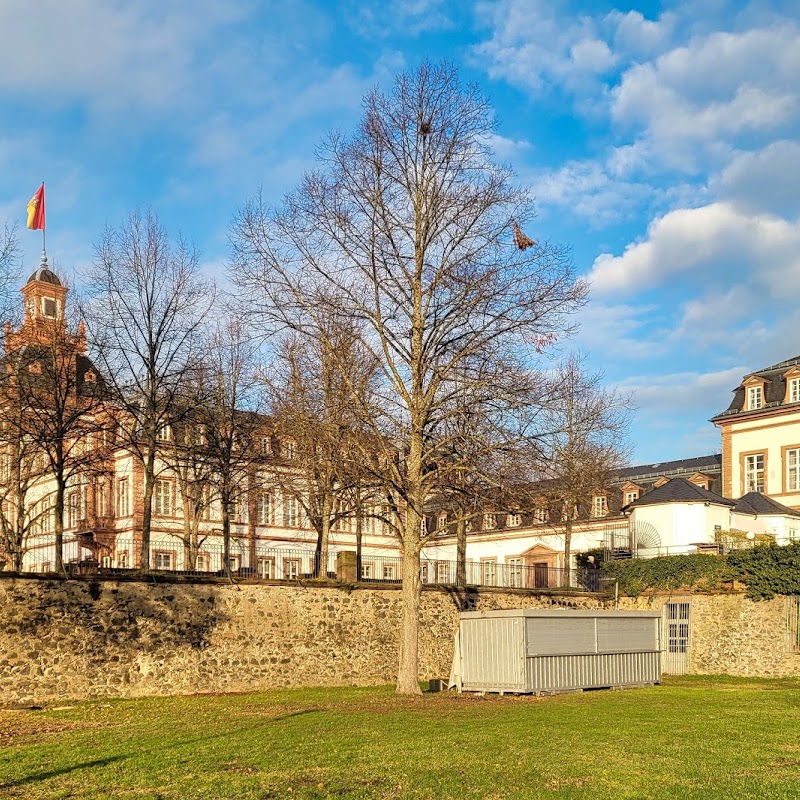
[452, 608, 661, 694]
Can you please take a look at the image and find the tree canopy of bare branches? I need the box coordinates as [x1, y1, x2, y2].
[537, 354, 633, 577]
[84, 210, 215, 571]
[230, 62, 586, 693]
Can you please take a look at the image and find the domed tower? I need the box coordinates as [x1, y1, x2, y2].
[5, 264, 84, 353]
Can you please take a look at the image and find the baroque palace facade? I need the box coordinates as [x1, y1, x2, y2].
[4, 266, 800, 583]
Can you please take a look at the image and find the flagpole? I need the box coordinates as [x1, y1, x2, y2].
[41, 181, 47, 267]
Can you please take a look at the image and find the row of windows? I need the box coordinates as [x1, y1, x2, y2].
[155, 427, 297, 460]
[746, 377, 800, 412]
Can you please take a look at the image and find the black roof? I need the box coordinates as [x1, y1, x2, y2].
[733, 492, 800, 519]
[614, 454, 721, 483]
[26, 266, 62, 286]
[712, 355, 800, 421]
[625, 477, 736, 509]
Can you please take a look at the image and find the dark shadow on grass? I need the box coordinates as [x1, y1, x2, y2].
[0, 756, 125, 790]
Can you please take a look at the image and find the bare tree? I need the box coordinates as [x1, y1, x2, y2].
[230, 62, 585, 693]
[0, 370, 45, 571]
[7, 298, 107, 572]
[84, 210, 215, 571]
[269, 324, 379, 578]
[537, 354, 633, 582]
[193, 318, 264, 577]
[0, 223, 20, 327]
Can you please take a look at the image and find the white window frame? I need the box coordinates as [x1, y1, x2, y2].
[508, 557, 523, 588]
[591, 495, 608, 518]
[483, 513, 496, 530]
[790, 379, 800, 403]
[748, 385, 763, 410]
[481, 559, 497, 586]
[745, 453, 765, 494]
[153, 479, 173, 517]
[154, 551, 173, 570]
[788, 449, 800, 492]
[257, 491, 272, 525]
[117, 477, 129, 517]
[382, 563, 396, 580]
[283, 495, 299, 527]
[506, 512, 521, 528]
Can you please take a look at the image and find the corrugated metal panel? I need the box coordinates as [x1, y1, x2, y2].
[526, 617, 596, 655]
[596, 617, 659, 653]
[526, 651, 661, 692]
[457, 609, 662, 693]
[460, 616, 526, 692]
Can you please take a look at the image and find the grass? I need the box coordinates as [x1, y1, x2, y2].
[3, 677, 800, 799]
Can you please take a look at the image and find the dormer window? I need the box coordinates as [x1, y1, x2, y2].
[747, 385, 763, 410]
[790, 378, 800, 403]
[591, 495, 608, 518]
[506, 512, 521, 528]
[483, 512, 497, 530]
[624, 490, 639, 505]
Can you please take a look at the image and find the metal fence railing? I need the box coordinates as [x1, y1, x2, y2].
[7, 537, 604, 593]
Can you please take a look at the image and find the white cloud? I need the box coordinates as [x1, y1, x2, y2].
[532, 159, 653, 226]
[590, 202, 800, 296]
[620, 366, 745, 414]
[610, 25, 800, 172]
[0, 1, 253, 115]
[714, 140, 800, 217]
[473, 0, 619, 95]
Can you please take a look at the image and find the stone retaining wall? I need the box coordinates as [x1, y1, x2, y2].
[0, 578, 605, 705]
[620, 593, 800, 677]
[2, 579, 799, 705]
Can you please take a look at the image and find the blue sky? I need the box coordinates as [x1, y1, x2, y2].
[2, 0, 799, 465]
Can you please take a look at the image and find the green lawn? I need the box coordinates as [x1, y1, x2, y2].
[2, 677, 800, 799]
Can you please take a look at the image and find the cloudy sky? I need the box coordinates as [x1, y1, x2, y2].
[2, 0, 798, 465]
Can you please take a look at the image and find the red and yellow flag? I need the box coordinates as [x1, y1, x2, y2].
[26, 183, 45, 230]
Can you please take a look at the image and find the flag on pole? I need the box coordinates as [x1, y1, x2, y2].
[26, 183, 45, 230]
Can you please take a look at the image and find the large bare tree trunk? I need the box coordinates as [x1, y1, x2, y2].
[54, 479, 65, 573]
[397, 529, 422, 695]
[456, 517, 468, 588]
[140, 447, 156, 572]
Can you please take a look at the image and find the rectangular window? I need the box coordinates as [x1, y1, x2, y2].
[481, 559, 497, 586]
[117, 478, 129, 517]
[256, 491, 272, 525]
[117, 551, 129, 569]
[791, 379, 800, 403]
[283, 495, 299, 527]
[195, 553, 210, 572]
[788, 449, 800, 492]
[156, 425, 172, 442]
[591, 495, 608, 518]
[68, 491, 80, 528]
[153, 479, 173, 516]
[745, 454, 765, 493]
[382, 564, 396, 580]
[419, 563, 429, 583]
[483, 513, 496, 530]
[154, 551, 173, 570]
[283, 441, 296, 460]
[224, 555, 241, 573]
[41, 496, 53, 533]
[260, 436, 272, 456]
[435, 562, 450, 584]
[748, 386, 763, 410]
[283, 558, 300, 580]
[506, 512, 521, 528]
[624, 491, 639, 505]
[533, 506, 547, 523]
[508, 557, 524, 588]
[361, 563, 374, 580]
[257, 557, 275, 579]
